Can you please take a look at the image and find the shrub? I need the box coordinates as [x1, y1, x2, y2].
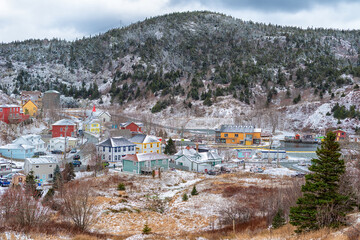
[117, 183, 125, 191]
[191, 185, 198, 196]
[272, 209, 286, 229]
[142, 224, 152, 234]
[182, 193, 188, 201]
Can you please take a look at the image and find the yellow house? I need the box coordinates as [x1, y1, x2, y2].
[129, 134, 161, 154]
[22, 100, 38, 117]
[84, 119, 101, 134]
[215, 125, 261, 145]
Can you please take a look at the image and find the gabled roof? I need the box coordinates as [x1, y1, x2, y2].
[0, 104, 20, 108]
[45, 90, 60, 94]
[13, 134, 44, 146]
[123, 153, 169, 162]
[0, 143, 35, 150]
[199, 150, 222, 162]
[120, 121, 143, 128]
[216, 125, 255, 133]
[26, 156, 58, 165]
[129, 134, 159, 144]
[174, 148, 199, 157]
[23, 99, 38, 108]
[52, 119, 76, 126]
[98, 137, 135, 147]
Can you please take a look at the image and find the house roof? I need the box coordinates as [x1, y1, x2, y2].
[50, 137, 77, 142]
[123, 153, 169, 162]
[26, 156, 58, 165]
[98, 137, 135, 147]
[120, 121, 143, 128]
[85, 110, 111, 118]
[174, 148, 199, 157]
[129, 134, 159, 144]
[0, 143, 35, 150]
[199, 150, 222, 162]
[13, 134, 45, 146]
[216, 125, 255, 133]
[0, 104, 20, 108]
[45, 90, 60, 94]
[23, 99, 38, 108]
[52, 119, 76, 126]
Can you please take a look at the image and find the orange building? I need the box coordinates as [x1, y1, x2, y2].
[333, 129, 346, 141]
[215, 125, 261, 145]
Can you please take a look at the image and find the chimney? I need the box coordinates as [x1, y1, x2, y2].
[196, 143, 199, 152]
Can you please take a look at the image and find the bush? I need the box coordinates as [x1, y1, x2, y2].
[182, 193, 188, 201]
[117, 183, 125, 191]
[272, 209, 286, 229]
[142, 224, 152, 234]
[191, 185, 198, 196]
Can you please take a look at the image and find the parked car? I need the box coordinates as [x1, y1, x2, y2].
[298, 161, 306, 166]
[70, 148, 77, 153]
[72, 160, 82, 167]
[250, 167, 264, 173]
[207, 169, 219, 175]
[292, 172, 306, 178]
[0, 178, 10, 187]
[73, 155, 81, 160]
[34, 152, 47, 157]
[51, 150, 63, 154]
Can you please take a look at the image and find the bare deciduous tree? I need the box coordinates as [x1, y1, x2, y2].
[61, 182, 97, 231]
[83, 143, 103, 177]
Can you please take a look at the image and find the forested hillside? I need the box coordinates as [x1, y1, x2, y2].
[0, 11, 360, 113]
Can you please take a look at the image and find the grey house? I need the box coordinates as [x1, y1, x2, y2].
[97, 137, 136, 161]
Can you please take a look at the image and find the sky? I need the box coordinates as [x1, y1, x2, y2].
[0, 0, 360, 43]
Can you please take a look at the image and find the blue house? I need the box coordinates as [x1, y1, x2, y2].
[0, 143, 35, 160]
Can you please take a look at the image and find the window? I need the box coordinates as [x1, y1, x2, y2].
[115, 148, 117, 153]
[128, 146, 131, 151]
[49, 165, 52, 167]
[342, 132, 345, 135]
[157, 143, 159, 147]
[133, 161, 137, 166]
[118, 147, 121, 152]
[60, 127, 62, 131]
[48, 174, 53, 179]
[131, 146, 134, 151]
[35, 175, 39, 179]
[144, 144, 147, 149]
[36, 165, 39, 168]
[150, 144, 153, 148]
[235, 134, 238, 137]
[115, 155, 117, 160]
[102, 154, 105, 160]
[103, 147, 105, 152]
[224, 134, 228, 137]
[0, 108, 2, 112]
[108, 147, 111, 152]
[157, 150, 159, 153]
[123, 146, 126, 151]
[109, 155, 111, 161]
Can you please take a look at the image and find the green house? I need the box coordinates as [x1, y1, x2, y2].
[122, 153, 170, 174]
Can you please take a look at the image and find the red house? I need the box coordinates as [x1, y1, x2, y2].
[120, 121, 143, 133]
[333, 129, 346, 141]
[0, 104, 29, 124]
[51, 119, 77, 138]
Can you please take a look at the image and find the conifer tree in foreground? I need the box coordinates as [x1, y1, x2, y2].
[290, 131, 352, 233]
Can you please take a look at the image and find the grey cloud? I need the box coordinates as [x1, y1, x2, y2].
[168, 0, 358, 12]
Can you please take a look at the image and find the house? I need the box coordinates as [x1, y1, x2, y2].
[51, 119, 77, 138]
[97, 137, 136, 162]
[120, 121, 143, 133]
[83, 118, 101, 134]
[174, 147, 222, 172]
[129, 134, 161, 154]
[122, 153, 170, 174]
[49, 137, 78, 152]
[334, 129, 347, 141]
[12, 134, 46, 152]
[11, 173, 26, 186]
[0, 143, 34, 160]
[0, 159, 12, 177]
[22, 100, 38, 117]
[85, 108, 111, 124]
[21, 91, 42, 108]
[0, 104, 29, 124]
[24, 157, 58, 184]
[215, 125, 261, 145]
[349, 135, 360, 143]
[237, 149, 254, 159]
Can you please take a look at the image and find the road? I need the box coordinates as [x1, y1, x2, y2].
[246, 160, 311, 173]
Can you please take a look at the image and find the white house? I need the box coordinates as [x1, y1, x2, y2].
[0, 159, 12, 177]
[86, 110, 111, 124]
[12, 134, 46, 152]
[97, 137, 136, 162]
[174, 147, 222, 172]
[24, 156, 58, 183]
[49, 137, 78, 152]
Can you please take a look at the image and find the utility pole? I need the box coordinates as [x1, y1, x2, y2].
[64, 125, 68, 164]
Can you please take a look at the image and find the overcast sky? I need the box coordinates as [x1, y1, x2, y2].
[1, 0, 360, 43]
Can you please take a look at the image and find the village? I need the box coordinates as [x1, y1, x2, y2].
[0, 90, 359, 239]
[0, 90, 359, 188]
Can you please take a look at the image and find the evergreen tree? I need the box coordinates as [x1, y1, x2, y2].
[182, 193, 188, 201]
[53, 165, 63, 190]
[25, 170, 37, 194]
[142, 223, 152, 234]
[290, 131, 352, 233]
[191, 185, 198, 196]
[272, 209, 286, 229]
[164, 138, 177, 155]
[62, 163, 75, 182]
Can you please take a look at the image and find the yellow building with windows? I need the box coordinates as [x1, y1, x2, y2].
[215, 125, 261, 145]
[129, 134, 161, 154]
[22, 100, 38, 117]
[84, 119, 101, 134]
